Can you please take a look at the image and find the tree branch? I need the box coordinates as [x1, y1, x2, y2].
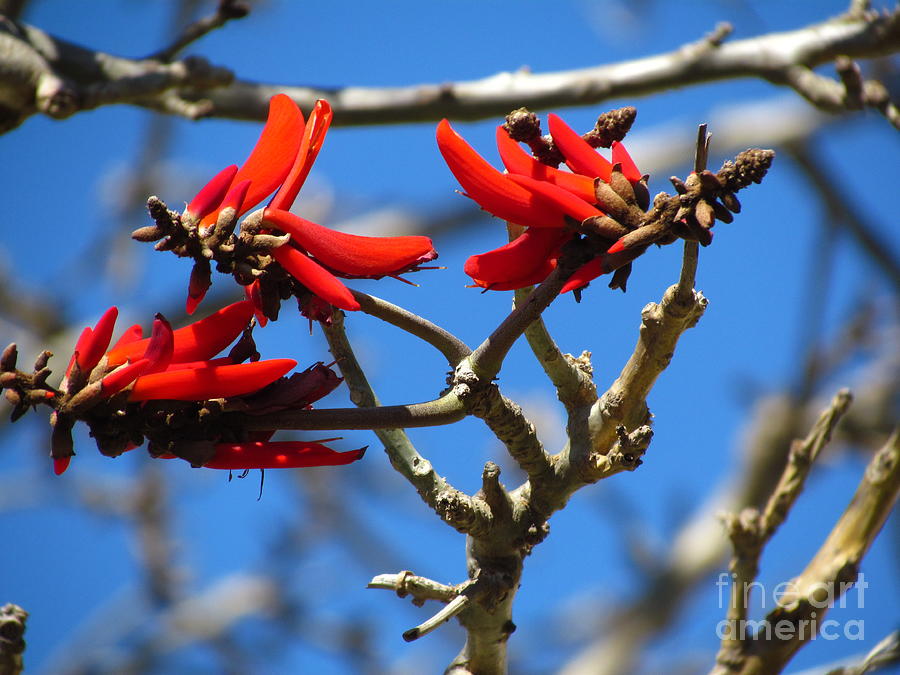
[2, 9, 898, 131]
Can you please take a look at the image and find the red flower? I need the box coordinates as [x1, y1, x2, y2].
[184, 95, 437, 316]
[55, 301, 305, 474]
[437, 115, 644, 293]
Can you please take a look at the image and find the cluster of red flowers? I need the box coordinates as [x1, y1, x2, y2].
[53, 300, 362, 475]
[436, 114, 645, 293]
[183, 94, 438, 320]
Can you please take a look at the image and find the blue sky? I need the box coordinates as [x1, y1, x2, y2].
[1, 1, 897, 673]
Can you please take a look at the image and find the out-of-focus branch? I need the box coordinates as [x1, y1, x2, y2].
[715, 389, 853, 667]
[718, 427, 900, 674]
[784, 140, 900, 295]
[148, 0, 249, 63]
[2, 9, 898, 131]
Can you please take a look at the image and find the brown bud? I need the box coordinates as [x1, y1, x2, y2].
[50, 414, 75, 460]
[669, 176, 687, 194]
[250, 233, 292, 250]
[131, 225, 166, 242]
[683, 214, 713, 245]
[593, 180, 636, 226]
[616, 220, 670, 251]
[698, 170, 723, 192]
[504, 107, 542, 142]
[633, 178, 650, 211]
[0, 371, 17, 387]
[694, 200, 716, 229]
[721, 192, 741, 213]
[33, 350, 52, 372]
[579, 215, 628, 240]
[1, 343, 17, 371]
[711, 200, 734, 224]
[607, 262, 632, 292]
[717, 149, 775, 191]
[5, 388, 21, 406]
[61, 379, 104, 415]
[154, 237, 175, 251]
[584, 107, 637, 148]
[609, 164, 636, 206]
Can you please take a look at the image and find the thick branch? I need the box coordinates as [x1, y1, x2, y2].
[3, 9, 898, 130]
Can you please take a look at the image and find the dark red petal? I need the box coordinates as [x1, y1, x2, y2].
[270, 99, 333, 212]
[203, 441, 365, 470]
[264, 209, 437, 277]
[69, 306, 119, 377]
[271, 244, 361, 311]
[202, 94, 306, 225]
[495, 127, 597, 202]
[506, 174, 605, 222]
[560, 257, 607, 293]
[437, 119, 569, 228]
[129, 358, 297, 402]
[108, 301, 254, 366]
[101, 358, 152, 397]
[143, 315, 175, 373]
[547, 114, 613, 181]
[611, 141, 643, 183]
[464, 228, 569, 288]
[186, 164, 238, 220]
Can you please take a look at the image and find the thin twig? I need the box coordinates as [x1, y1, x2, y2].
[148, 1, 250, 62]
[351, 290, 470, 366]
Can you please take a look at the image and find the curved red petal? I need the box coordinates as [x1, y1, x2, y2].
[506, 174, 605, 222]
[129, 358, 297, 402]
[143, 315, 175, 373]
[611, 141, 643, 183]
[110, 324, 143, 351]
[53, 456, 71, 476]
[436, 119, 568, 228]
[270, 99, 333, 212]
[203, 441, 365, 470]
[186, 164, 238, 220]
[244, 280, 267, 327]
[71, 306, 119, 376]
[202, 94, 306, 225]
[272, 244, 361, 311]
[108, 301, 254, 366]
[464, 228, 569, 288]
[547, 114, 613, 181]
[495, 127, 597, 202]
[101, 358, 152, 397]
[264, 209, 436, 277]
[560, 257, 607, 294]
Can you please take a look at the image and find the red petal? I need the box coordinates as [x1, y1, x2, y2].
[495, 127, 597, 202]
[506, 174, 605, 223]
[270, 99, 333, 212]
[244, 280, 267, 327]
[101, 358, 152, 397]
[272, 244, 361, 311]
[611, 141, 643, 183]
[110, 324, 143, 351]
[164, 357, 233, 372]
[69, 306, 119, 377]
[202, 94, 306, 225]
[53, 456, 71, 476]
[264, 209, 437, 277]
[547, 114, 613, 181]
[203, 441, 365, 470]
[464, 228, 569, 288]
[561, 257, 607, 293]
[437, 119, 569, 228]
[107, 301, 254, 366]
[143, 315, 175, 373]
[129, 358, 297, 402]
[186, 164, 238, 220]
